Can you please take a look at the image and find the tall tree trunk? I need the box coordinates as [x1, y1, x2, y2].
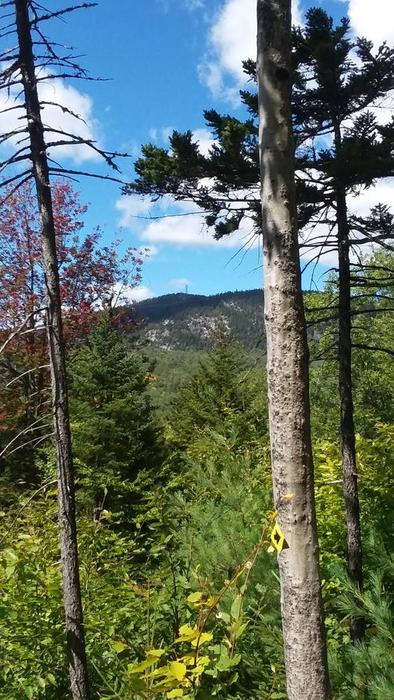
[14, 2, 90, 697]
[335, 173, 365, 643]
[257, 2, 330, 698]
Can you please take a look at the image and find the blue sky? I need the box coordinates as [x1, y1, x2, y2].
[9, 0, 393, 301]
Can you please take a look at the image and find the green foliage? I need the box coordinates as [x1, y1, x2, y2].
[168, 329, 267, 453]
[70, 320, 164, 516]
[0, 487, 165, 699]
[132, 289, 265, 352]
[149, 426, 284, 699]
[0, 262, 393, 698]
[309, 251, 394, 439]
[0, 493, 66, 699]
[314, 423, 394, 558]
[143, 348, 204, 417]
[329, 544, 394, 699]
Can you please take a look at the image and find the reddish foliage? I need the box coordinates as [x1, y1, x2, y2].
[0, 180, 144, 452]
[0, 180, 143, 344]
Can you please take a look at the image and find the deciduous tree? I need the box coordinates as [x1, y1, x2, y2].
[0, 180, 143, 481]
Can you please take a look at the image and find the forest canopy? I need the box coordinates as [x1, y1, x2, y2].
[0, 2, 393, 700]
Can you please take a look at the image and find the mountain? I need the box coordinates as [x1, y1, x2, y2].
[132, 289, 265, 351]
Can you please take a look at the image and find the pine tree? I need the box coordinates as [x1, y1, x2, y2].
[126, 5, 394, 643]
[70, 321, 163, 517]
[291, 9, 394, 641]
[169, 325, 266, 451]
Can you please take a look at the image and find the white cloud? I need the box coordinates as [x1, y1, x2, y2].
[193, 128, 215, 155]
[112, 283, 155, 304]
[141, 209, 216, 246]
[200, 0, 302, 101]
[348, 0, 394, 46]
[142, 244, 160, 258]
[117, 179, 259, 251]
[38, 78, 101, 163]
[140, 200, 258, 250]
[116, 194, 155, 227]
[0, 74, 102, 164]
[170, 277, 193, 288]
[129, 285, 155, 302]
[117, 177, 393, 260]
[300, 179, 394, 269]
[148, 127, 159, 142]
[148, 126, 174, 143]
[158, 0, 205, 11]
[348, 179, 394, 218]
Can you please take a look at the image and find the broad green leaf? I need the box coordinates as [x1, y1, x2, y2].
[4, 549, 18, 564]
[230, 595, 242, 620]
[128, 657, 160, 674]
[168, 661, 187, 681]
[187, 591, 203, 604]
[191, 632, 213, 647]
[231, 620, 248, 640]
[176, 624, 199, 643]
[147, 648, 165, 658]
[110, 640, 128, 654]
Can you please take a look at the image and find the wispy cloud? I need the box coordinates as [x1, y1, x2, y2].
[0, 73, 102, 164]
[169, 277, 193, 288]
[199, 0, 302, 102]
[158, 0, 205, 13]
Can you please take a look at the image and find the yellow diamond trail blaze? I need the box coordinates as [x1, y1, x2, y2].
[270, 521, 288, 554]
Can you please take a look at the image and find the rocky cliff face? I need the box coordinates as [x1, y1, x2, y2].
[132, 289, 265, 351]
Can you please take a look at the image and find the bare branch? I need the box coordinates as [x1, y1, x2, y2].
[31, 3, 97, 26]
[40, 99, 87, 124]
[6, 364, 50, 387]
[43, 126, 128, 169]
[352, 343, 394, 357]
[3, 432, 54, 458]
[0, 103, 25, 115]
[0, 173, 34, 205]
[315, 479, 343, 488]
[0, 417, 51, 459]
[36, 71, 106, 83]
[0, 147, 32, 172]
[0, 307, 47, 355]
[0, 126, 28, 145]
[0, 168, 32, 188]
[49, 166, 127, 185]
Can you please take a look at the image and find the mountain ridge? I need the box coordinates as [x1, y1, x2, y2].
[132, 289, 265, 351]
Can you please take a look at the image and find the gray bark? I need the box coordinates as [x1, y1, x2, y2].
[14, 2, 90, 697]
[257, 1, 330, 698]
[335, 164, 365, 642]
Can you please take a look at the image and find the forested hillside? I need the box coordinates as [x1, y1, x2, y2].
[132, 290, 264, 350]
[0, 3, 393, 700]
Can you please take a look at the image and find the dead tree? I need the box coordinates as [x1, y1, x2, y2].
[0, 2, 127, 698]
